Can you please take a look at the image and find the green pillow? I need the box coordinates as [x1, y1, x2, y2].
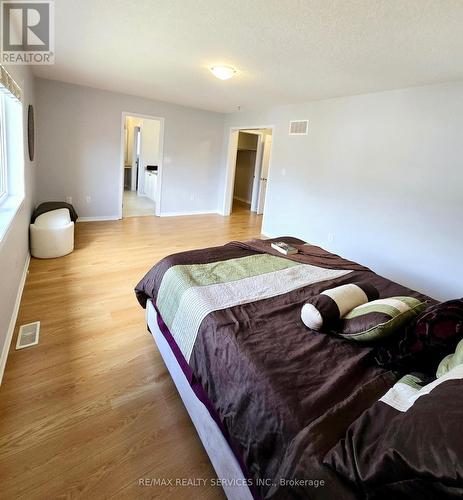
[337, 296, 427, 342]
[436, 338, 463, 378]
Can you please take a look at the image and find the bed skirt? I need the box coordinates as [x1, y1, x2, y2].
[146, 300, 253, 500]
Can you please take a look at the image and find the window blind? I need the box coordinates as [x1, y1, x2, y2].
[0, 65, 22, 102]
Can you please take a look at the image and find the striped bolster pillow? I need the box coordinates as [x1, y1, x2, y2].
[338, 296, 427, 342]
[301, 282, 379, 331]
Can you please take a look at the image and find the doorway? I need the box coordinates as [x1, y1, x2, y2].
[222, 127, 273, 220]
[119, 113, 164, 218]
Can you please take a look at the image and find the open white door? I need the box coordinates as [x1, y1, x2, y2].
[256, 135, 272, 215]
[250, 134, 264, 212]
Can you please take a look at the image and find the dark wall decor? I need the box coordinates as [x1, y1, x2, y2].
[27, 104, 34, 161]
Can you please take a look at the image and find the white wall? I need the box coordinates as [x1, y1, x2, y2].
[223, 81, 463, 301]
[138, 118, 160, 195]
[140, 119, 160, 168]
[0, 66, 36, 380]
[36, 78, 225, 217]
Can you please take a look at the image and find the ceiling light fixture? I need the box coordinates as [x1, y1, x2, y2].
[210, 65, 236, 80]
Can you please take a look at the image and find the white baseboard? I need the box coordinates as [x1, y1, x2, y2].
[77, 215, 120, 222]
[78, 212, 221, 220]
[160, 210, 220, 217]
[0, 252, 30, 385]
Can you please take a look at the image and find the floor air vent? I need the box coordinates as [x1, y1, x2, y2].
[16, 322, 40, 350]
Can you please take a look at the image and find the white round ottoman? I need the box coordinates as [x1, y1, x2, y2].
[30, 208, 75, 259]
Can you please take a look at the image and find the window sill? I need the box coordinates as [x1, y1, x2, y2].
[0, 194, 25, 244]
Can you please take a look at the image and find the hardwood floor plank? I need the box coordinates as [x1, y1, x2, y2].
[0, 202, 261, 499]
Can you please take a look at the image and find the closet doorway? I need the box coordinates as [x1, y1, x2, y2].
[222, 127, 273, 219]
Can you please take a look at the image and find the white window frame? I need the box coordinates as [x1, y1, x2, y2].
[0, 94, 7, 205]
[0, 82, 25, 244]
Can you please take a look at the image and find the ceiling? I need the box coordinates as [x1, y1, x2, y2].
[33, 0, 463, 113]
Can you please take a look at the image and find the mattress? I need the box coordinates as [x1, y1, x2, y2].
[147, 300, 253, 499]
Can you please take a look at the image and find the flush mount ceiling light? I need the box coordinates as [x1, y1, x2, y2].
[210, 65, 237, 80]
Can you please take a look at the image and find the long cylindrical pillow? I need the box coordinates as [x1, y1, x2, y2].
[301, 282, 379, 331]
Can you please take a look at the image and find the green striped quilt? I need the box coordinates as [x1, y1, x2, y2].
[156, 253, 352, 361]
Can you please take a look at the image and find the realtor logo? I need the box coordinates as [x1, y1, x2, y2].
[1, 0, 54, 64]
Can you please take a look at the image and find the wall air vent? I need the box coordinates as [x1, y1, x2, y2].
[289, 120, 309, 135]
[16, 322, 40, 350]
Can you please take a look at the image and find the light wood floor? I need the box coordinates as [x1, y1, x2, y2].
[0, 202, 262, 499]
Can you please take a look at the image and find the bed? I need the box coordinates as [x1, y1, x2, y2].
[135, 237, 462, 499]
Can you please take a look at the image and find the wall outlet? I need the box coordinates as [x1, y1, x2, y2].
[86, 195, 91, 203]
[327, 232, 335, 243]
[281, 168, 286, 176]
[189, 194, 195, 201]
[66, 196, 72, 204]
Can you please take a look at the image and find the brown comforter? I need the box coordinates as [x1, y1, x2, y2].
[135, 237, 435, 498]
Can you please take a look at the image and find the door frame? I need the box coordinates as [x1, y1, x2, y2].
[256, 134, 272, 215]
[119, 111, 165, 218]
[220, 125, 275, 216]
[249, 133, 264, 212]
[132, 126, 140, 192]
